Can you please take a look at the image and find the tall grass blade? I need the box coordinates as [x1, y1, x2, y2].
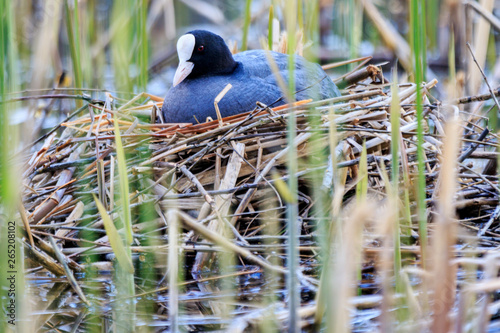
[260, 196, 280, 332]
[167, 208, 179, 332]
[241, 0, 252, 51]
[268, 5, 274, 50]
[64, 1, 83, 90]
[113, 113, 133, 244]
[410, 0, 428, 266]
[426, 0, 439, 49]
[356, 143, 368, 204]
[390, 69, 402, 272]
[354, 143, 368, 296]
[285, 0, 299, 331]
[419, 0, 427, 81]
[448, 30, 456, 96]
[134, 179, 158, 331]
[0, 1, 26, 330]
[111, 0, 133, 92]
[93, 194, 134, 273]
[314, 105, 343, 328]
[112, 111, 135, 331]
[271, 172, 296, 203]
[389, 69, 410, 322]
[303, 0, 319, 61]
[138, 0, 148, 91]
[297, 0, 304, 33]
[348, 0, 362, 68]
[306, 103, 328, 329]
[73, 0, 82, 83]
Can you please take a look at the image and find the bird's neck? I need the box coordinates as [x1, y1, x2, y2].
[212, 54, 237, 75]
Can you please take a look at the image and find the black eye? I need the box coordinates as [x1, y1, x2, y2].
[197, 45, 204, 52]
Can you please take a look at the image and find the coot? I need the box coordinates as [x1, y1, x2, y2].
[162, 30, 340, 123]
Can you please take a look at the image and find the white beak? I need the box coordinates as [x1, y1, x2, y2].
[173, 34, 196, 87]
[173, 61, 194, 87]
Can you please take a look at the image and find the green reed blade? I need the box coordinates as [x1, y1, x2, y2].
[241, 0, 252, 51]
[64, 1, 83, 90]
[138, 0, 148, 91]
[268, 5, 274, 50]
[285, 1, 299, 331]
[410, 0, 428, 267]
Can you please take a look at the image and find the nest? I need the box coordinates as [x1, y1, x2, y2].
[21, 65, 500, 330]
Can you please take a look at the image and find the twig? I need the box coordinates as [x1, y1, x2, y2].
[178, 210, 287, 275]
[466, 42, 500, 112]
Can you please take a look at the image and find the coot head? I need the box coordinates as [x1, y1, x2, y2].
[173, 30, 238, 86]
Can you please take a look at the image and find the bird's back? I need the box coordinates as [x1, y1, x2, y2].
[235, 50, 340, 100]
[162, 50, 340, 123]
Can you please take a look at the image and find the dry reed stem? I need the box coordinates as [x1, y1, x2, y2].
[328, 203, 373, 333]
[431, 119, 461, 333]
[17, 67, 500, 330]
[468, 0, 494, 95]
[192, 142, 245, 315]
[178, 210, 287, 275]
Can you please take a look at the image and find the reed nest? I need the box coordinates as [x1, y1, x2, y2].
[21, 65, 500, 330]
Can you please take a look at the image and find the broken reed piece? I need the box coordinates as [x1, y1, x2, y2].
[214, 83, 233, 127]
